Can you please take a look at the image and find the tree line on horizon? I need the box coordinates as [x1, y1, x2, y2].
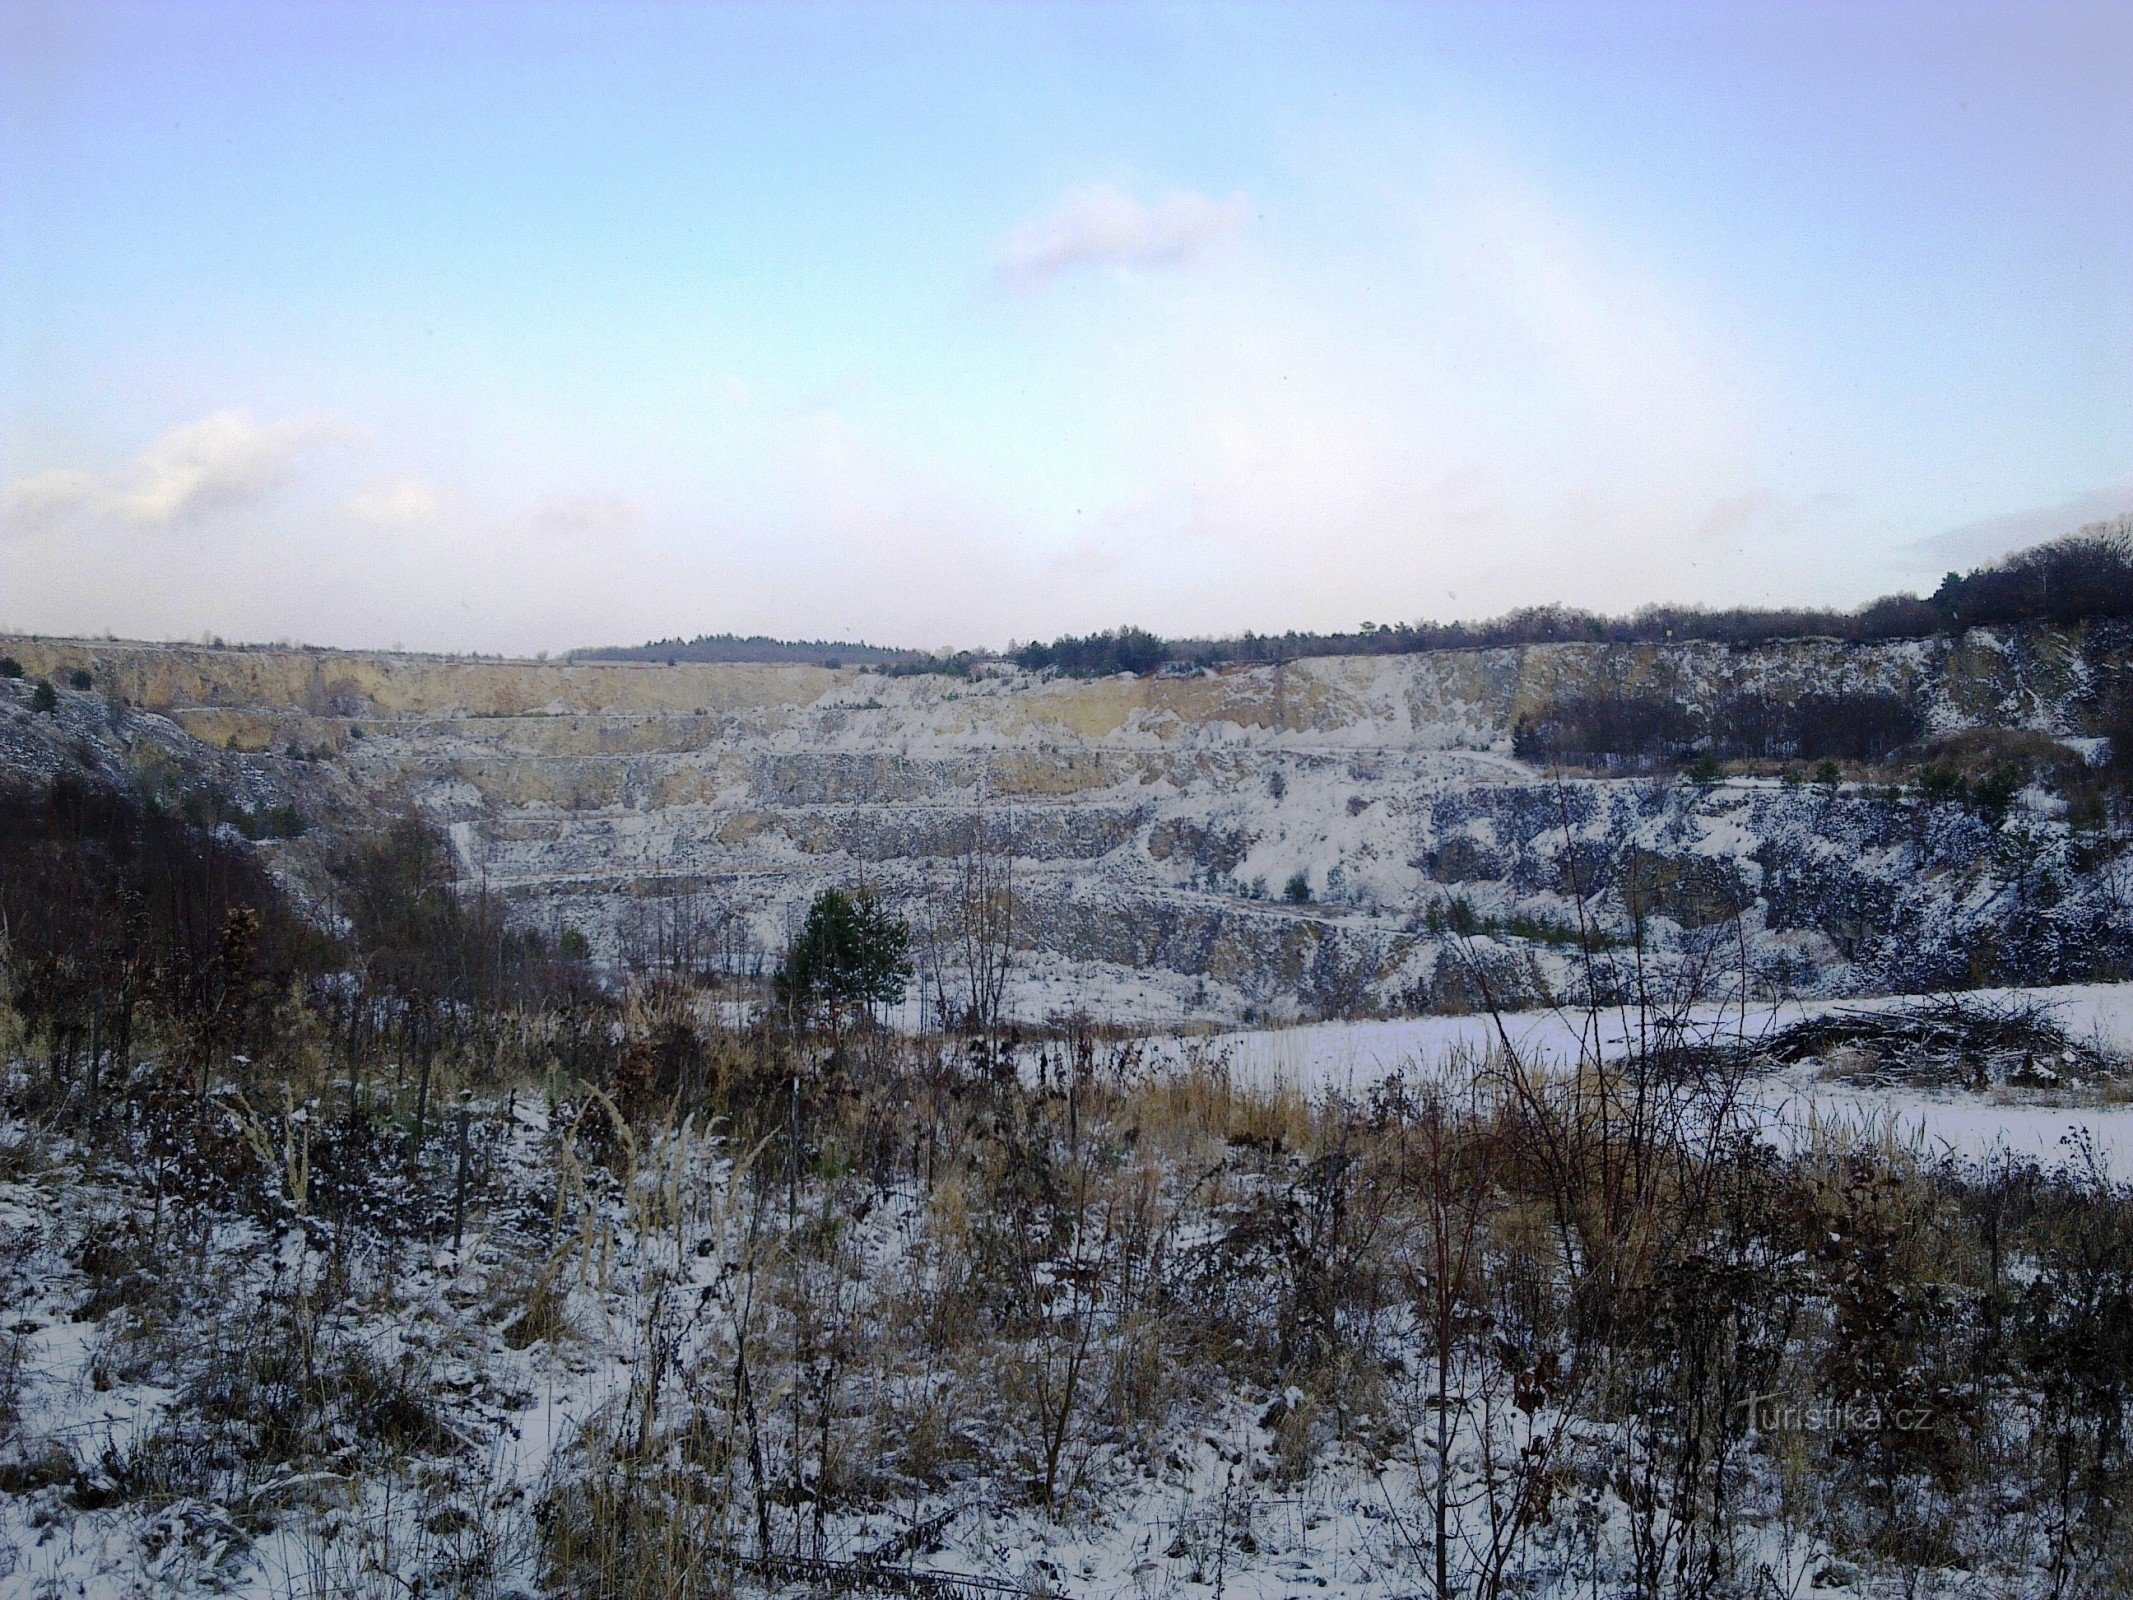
[1018, 516, 2133, 677]
[576, 517, 2132, 680]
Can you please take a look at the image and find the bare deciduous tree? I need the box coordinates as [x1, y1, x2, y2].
[924, 813, 1018, 1046]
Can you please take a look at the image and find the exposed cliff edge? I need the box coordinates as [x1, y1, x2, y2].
[2, 625, 2126, 1023]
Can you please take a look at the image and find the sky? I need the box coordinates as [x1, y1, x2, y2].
[2, 1, 2130, 655]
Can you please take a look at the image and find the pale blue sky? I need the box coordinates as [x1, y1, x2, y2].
[3, 1, 2129, 652]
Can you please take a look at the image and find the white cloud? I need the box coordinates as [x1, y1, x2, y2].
[118, 410, 337, 524]
[529, 494, 639, 540]
[967, 149, 1777, 635]
[0, 413, 663, 650]
[0, 157, 1852, 650]
[998, 184, 1249, 288]
[1, 409, 338, 534]
[1, 468, 99, 534]
[342, 475, 445, 528]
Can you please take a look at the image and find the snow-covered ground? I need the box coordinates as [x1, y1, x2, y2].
[0, 1114, 1863, 1600]
[1139, 982, 2133, 1170]
[8, 986, 2128, 1598]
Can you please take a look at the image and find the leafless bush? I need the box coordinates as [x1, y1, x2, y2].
[920, 814, 1019, 1047]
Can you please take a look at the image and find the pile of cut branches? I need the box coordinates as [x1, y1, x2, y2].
[1753, 993, 2120, 1090]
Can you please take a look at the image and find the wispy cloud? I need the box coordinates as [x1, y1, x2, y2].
[1, 409, 338, 533]
[1, 411, 664, 651]
[997, 184, 1249, 288]
[1904, 483, 2133, 571]
[529, 494, 639, 540]
[2, 469, 99, 533]
[121, 411, 337, 523]
[972, 147, 1779, 635]
[341, 474, 445, 529]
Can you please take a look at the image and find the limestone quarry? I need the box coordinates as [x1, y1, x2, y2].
[2, 624, 2127, 1024]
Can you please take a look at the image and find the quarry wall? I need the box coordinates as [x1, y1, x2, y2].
[3, 626, 2125, 1023]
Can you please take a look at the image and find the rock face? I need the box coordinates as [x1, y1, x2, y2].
[2, 627, 2126, 1023]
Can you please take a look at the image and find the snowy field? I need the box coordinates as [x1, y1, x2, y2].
[9, 988, 2133, 1598]
[1138, 982, 2133, 1171]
